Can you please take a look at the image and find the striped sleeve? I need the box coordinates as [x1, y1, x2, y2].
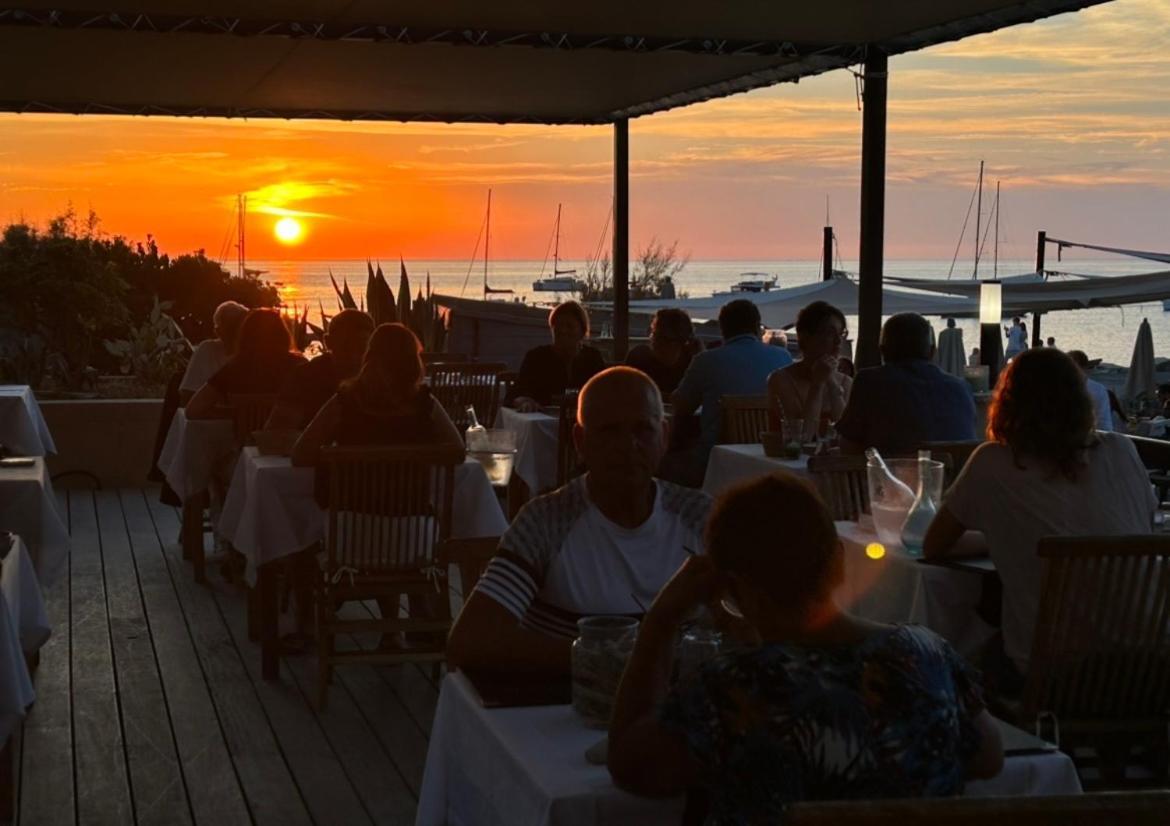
[475, 550, 541, 620]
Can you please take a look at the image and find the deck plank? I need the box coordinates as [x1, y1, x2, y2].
[207, 573, 375, 826]
[144, 493, 314, 826]
[69, 491, 135, 826]
[119, 490, 251, 826]
[96, 491, 193, 826]
[18, 492, 75, 826]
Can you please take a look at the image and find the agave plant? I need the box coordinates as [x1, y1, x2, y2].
[326, 260, 445, 352]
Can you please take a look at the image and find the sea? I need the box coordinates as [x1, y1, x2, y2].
[250, 257, 1170, 368]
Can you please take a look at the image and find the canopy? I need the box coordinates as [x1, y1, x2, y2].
[883, 270, 1170, 314]
[618, 274, 977, 329]
[0, 1, 1108, 123]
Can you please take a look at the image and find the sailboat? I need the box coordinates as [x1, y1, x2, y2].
[480, 189, 514, 300]
[533, 204, 585, 293]
[232, 193, 267, 278]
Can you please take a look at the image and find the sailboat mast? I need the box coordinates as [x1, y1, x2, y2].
[237, 194, 247, 279]
[973, 161, 983, 279]
[554, 203, 562, 274]
[994, 180, 1000, 279]
[483, 189, 491, 298]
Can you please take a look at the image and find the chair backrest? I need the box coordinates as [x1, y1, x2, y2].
[718, 394, 769, 444]
[427, 362, 506, 431]
[556, 391, 582, 489]
[227, 393, 277, 446]
[918, 440, 982, 485]
[1023, 535, 1170, 725]
[320, 445, 460, 574]
[807, 454, 869, 521]
[783, 792, 1170, 825]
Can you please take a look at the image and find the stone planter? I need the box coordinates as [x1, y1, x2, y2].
[38, 398, 164, 489]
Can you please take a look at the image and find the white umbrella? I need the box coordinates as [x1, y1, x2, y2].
[1123, 317, 1156, 402]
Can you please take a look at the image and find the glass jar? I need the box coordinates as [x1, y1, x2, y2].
[675, 625, 723, 685]
[571, 616, 638, 729]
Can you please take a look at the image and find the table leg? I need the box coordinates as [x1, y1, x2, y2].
[259, 564, 280, 680]
[182, 491, 209, 583]
[0, 730, 13, 822]
[247, 584, 259, 642]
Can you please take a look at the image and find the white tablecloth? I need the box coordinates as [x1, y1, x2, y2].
[498, 407, 559, 493]
[835, 521, 995, 658]
[416, 673, 1081, 826]
[701, 444, 810, 497]
[0, 458, 70, 588]
[0, 385, 55, 456]
[218, 448, 510, 585]
[0, 535, 52, 747]
[157, 408, 236, 501]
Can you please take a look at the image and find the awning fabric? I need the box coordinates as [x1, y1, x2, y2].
[884, 270, 1170, 314]
[616, 275, 977, 329]
[0, 1, 1108, 123]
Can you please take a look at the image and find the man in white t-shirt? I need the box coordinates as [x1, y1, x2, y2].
[447, 366, 711, 676]
[178, 300, 248, 403]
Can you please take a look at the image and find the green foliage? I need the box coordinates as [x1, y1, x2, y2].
[103, 297, 190, 384]
[0, 208, 280, 389]
[329, 260, 445, 352]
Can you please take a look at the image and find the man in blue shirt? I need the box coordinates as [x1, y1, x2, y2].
[837, 313, 977, 454]
[662, 300, 793, 485]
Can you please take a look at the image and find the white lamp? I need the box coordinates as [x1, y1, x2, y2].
[979, 281, 1002, 325]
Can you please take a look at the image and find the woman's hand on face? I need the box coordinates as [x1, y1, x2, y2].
[645, 556, 725, 630]
[513, 396, 541, 413]
[810, 354, 838, 385]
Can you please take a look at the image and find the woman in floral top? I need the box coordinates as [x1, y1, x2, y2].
[608, 474, 1003, 823]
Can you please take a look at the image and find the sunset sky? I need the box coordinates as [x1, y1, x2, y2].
[1, 0, 1168, 263]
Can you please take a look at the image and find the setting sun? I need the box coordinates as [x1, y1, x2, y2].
[274, 217, 304, 245]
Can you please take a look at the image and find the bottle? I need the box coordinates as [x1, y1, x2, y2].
[465, 405, 486, 450]
[865, 448, 915, 507]
[900, 450, 938, 557]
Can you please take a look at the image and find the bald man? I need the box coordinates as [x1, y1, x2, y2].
[179, 300, 249, 404]
[266, 309, 375, 430]
[448, 366, 712, 677]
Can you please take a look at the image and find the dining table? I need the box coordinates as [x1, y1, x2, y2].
[218, 447, 511, 679]
[0, 458, 70, 588]
[701, 443, 810, 496]
[415, 671, 1083, 826]
[497, 406, 559, 495]
[0, 385, 56, 457]
[0, 534, 52, 750]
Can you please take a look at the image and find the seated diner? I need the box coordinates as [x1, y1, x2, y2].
[178, 299, 248, 405]
[608, 473, 1003, 818]
[766, 300, 852, 436]
[624, 307, 697, 397]
[266, 308, 375, 430]
[186, 308, 306, 419]
[925, 347, 1156, 691]
[447, 366, 712, 676]
[507, 300, 606, 412]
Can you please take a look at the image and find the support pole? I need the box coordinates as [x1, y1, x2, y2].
[856, 50, 888, 370]
[1032, 230, 1046, 347]
[613, 118, 630, 361]
[822, 226, 834, 281]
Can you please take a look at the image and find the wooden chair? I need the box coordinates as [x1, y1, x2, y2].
[314, 444, 462, 709]
[781, 792, 1170, 825]
[917, 439, 982, 485]
[427, 362, 506, 431]
[807, 454, 869, 521]
[436, 536, 500, 602]
[227, 392, 277, 447]
[718, 394, 769, 444]
[556, 391, 583, 489]
[1019, 535, 1170, 783]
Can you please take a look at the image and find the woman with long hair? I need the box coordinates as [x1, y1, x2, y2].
[608, 474, 1002, 820]
[925, 347, 1155, 689]
[187, 307, 305, 418]
[292, 323, 463, 491]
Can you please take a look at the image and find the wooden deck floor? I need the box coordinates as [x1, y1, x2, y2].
[12, 487, 442, 826]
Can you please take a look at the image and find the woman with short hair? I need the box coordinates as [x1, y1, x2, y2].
[925, 347, 1156, 688]
[609, 474, 1003, 820]
[624, 308, 696, 396]
[508, 300, 606, 412]
[766, 300, 851, 434]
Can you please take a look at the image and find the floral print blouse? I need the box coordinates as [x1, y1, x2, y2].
[658, 624, 985, 824]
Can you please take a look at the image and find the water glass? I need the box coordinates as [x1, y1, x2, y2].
[781, 418, 804, 459]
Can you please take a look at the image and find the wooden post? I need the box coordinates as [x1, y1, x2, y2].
[856, 50, 888, 370]
[613, 118, 630, 361]
[1032, 230, 1046, 346]
[823, 226, 834, 281]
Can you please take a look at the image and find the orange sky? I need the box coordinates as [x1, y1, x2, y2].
[2, 1, 1169, 262]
